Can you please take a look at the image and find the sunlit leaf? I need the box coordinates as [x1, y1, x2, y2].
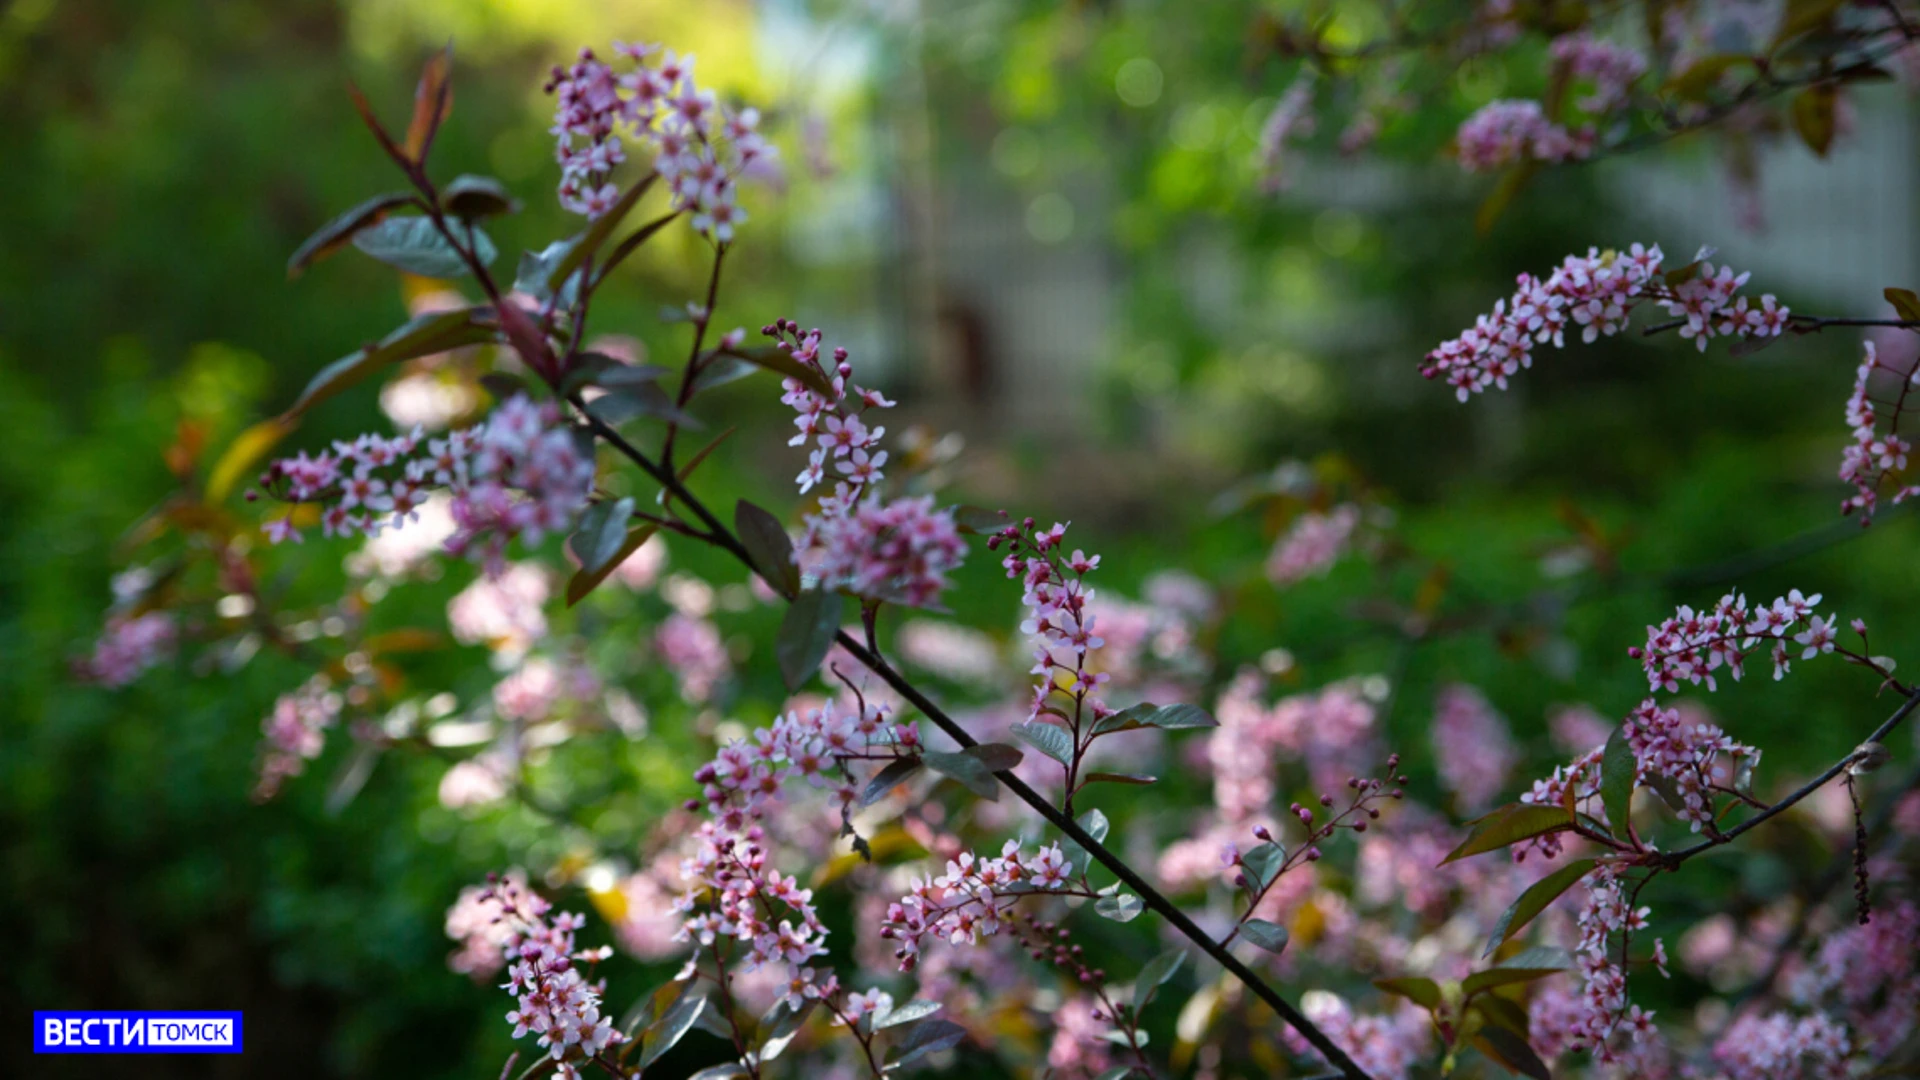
[403, 44, 453, 162]
[1091, 701, 1217, 736]
[641, 991, 708, 1067]
[1012, 721, 1074, 765]
[1885, 287, 1920, 323]
[1095, 891, 1144, 922]
[205, 417, 297, 504]
[352, 216, 494, 279]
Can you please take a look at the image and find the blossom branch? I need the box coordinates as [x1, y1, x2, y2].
[567, 403, 1378, 1080]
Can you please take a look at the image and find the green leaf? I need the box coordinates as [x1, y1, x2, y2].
[1133, 948, 1187, 1012]
[559, 351, 667, 397]
[286, 192, 415, 278]
[1475, 160, 1538, 236]
[735, 500, 798, 599]
[1472, 992, 1532, 1037]
[1241, 841, 1286, 889]
[1373, 976, 1441, 1009]
[1442, 804, 1574, 864]
[1483, 858, 1596, 958]
[1886, 287, 1920, 323]
[1463, 965, 1567, 997]
[688, 1066, 750, 1080]
[1100, 1029, 1148, 1047]
[1773, 0, 1847, 50]
[963, 742, 1024, 772]
[284, 308, 494, 419]
[1600, 723, 1637, 840]
[1011, 721, 1074, 765]
[1084, 771, 1157, 787]
[565, 525, 656, 607]
[514, 239, 579, 307]
[757, 998, 814, 1062]
[570, 498, 634, 577]
[1791, 83, 1838, 157]
[585, 381, 702, 429]
[875, 1000, 940, 1030]
[1095, 891, 1144, 922]
[1079, 808, 1110, 843]
[443, 174, 520, 219]
[778, 588, 845, 691]
[1240, 918, 1289, 954]
[1091, 701, 1218, 736]
[1662, 54, 1748, 100]
[351, 216, 495, 279]
[545, 174, 656, 294]
[952, 505, 1009, 534]
[923, 749, 1000, 801]
[688, 352, 761, 395]
[1094, 1069, 1138, 1080]
[885, 1017, 967, 1071]
[713, 344, 837, 399]
[1473, 1026, 1552, 1080]
[641, 991, 708, 1068]
[1500, 945, 1573, 971]
[860, 757, 923, 808]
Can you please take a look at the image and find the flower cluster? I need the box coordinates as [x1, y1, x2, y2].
[1790, 901, 1919, 1057]
[1254, 73, 1316, 193]
[1265, 504, 1360, 586]
[767, 318, 965, 607]
[675, 701, 919, 1014]
[544, 43, 773, 237]
[1521, 698, 1762, 841]
[79, 611, 177, 688]
[1455, 100, 1592, 172]
[807, 495, 967, 609]
[258, 396, 594, 575]
[878, 839, 1075, 970]
[1284, 993, 1431, 1080]
[1630, 588, 1846, 691]
[1428, 685, 1517, 814]
[479, 875, 621, 1075]
[1549, 33, 1647, 113]
[1420, 244, 1789, 402]
[1546, 864, 1664, 1059]
[988, 518, 1116, 739]
[1839, 340, 1920, 522]
[654, 612, 730, 703]
[1712, 1011, 1849, 1080]
[254, 676, 343, 800]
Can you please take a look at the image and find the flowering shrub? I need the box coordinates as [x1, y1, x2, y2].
[76, 26, 1920, 1080]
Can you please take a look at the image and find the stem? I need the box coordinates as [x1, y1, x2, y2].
[1663, 689, 1920, 865]
[662, 244, 729, 470]
[569, 406, 1377, 1080]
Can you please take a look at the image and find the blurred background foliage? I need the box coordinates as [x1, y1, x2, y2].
[4, 0, 1917, 1076]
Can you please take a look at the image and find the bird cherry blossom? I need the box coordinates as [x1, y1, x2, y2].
[544, 43, 775, 238]
[255, 395, 594, 576]
[1839, 339, 1920, 523]
[1421, 244, 1788, 402]
[1630, 589, 1857, 691]
[254, 676, 344, 800]
[476, 874, 622, 1075]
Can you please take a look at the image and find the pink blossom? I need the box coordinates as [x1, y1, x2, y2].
[254, 677, 343, 800]
[1266, 504, 1361, 586]
[1429, 684, 1517, 814]
[80, 611, 177, 688]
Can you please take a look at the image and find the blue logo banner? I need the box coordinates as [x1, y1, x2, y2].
[34, 1011, 244, 1054]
